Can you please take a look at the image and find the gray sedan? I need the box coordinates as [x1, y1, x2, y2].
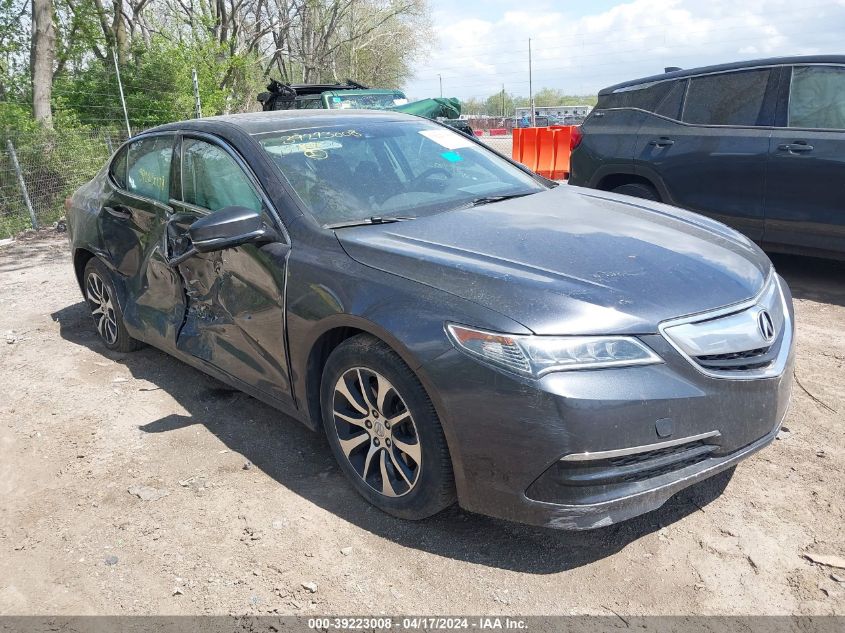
[65, 110, 794, 529]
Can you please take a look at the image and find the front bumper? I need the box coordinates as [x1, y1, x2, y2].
[421, 286, 795, 530]
[522, 411, 787, 529]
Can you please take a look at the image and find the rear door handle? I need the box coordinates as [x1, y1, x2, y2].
[104, 205, 132, 219]
[649, 138, 675, 147]
[778, 142, 814, 153]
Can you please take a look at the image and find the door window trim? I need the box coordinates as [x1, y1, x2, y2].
[107, 131, 177, 212]
[178, 131, 290, 244]
[598, 63, 782, 129]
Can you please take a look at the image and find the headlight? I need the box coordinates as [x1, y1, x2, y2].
[445, 323, 662, 377]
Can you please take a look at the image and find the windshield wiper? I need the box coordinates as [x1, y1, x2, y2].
[325, 216, 415, 229]
[459, 191, 539, 209]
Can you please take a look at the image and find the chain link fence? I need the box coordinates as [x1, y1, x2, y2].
[479, 135, 513, 156]
[0, 128, 129, 238]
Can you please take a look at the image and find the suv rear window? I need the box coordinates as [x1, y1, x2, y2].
[598, 81, 674, 111]
[682, 69, 773, 126]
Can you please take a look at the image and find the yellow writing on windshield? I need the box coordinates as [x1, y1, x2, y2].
[277, 129, 362, 145]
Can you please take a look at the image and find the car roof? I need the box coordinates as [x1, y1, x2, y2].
[599, 54, 845, 94]
[147, 109, 419, 137]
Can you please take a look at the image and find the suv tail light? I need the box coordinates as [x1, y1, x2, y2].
[570, 126, 583, 151]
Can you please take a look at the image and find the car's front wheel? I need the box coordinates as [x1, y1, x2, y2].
[83, 258, 142, 353]
[320, 334, 455, 520]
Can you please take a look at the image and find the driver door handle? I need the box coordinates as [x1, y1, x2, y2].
[648, 138, 675, 147]
[104, 205, 132, 219]
[778, 142, 814, 153]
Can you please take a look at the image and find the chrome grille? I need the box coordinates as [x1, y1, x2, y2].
[659, 274, 792, 380]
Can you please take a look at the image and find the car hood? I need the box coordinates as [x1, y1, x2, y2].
[336, 186, 772, 335]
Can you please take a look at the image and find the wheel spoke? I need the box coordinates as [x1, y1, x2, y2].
[392, 436, 421, 465]
[338, 432, 369, 458]
[106, 320, 117, 343]
[379, 451, 398, 497]
[356, 369, 376, 411]
[336, 375, 368, 415]
[386, 410, 411, 427]
[334, 410, 369, 430]
[389, 448, 413, 487]
[375, 373, 392, 413]
[90, 305, 104, 317]
[87, 278, 102, 303]
[96, 314, 107, 337]
[361, 442, 380, 481]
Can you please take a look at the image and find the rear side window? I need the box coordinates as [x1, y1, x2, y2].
[126, 136, 173, 204]
[599, 81, 673, 111]
[683, 69, 773, 126]
[788, 66, 845, 129]
[654, 79, 687, 119]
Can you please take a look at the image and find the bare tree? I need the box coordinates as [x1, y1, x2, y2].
[31, 0, 55, 127]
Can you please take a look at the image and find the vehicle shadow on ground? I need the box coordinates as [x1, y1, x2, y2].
[770, 252, 845, 307]
[53, 300, 732, 574]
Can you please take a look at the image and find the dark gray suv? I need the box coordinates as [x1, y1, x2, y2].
[569, 55, 845, 260]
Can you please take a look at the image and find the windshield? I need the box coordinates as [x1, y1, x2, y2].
[325, 92, 407, 110]
[255, 120, 546, 226]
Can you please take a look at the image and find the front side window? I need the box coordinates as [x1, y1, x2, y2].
[110, 147, 128, 189]
[181, 139, 262, 213]
[255, 121, 545, 226]
[683, 69, 773, 126]
[126, 136, 173, 203]
[788, 66, 845, 130]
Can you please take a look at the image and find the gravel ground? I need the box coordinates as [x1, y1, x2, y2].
[0, 231, 843, 616]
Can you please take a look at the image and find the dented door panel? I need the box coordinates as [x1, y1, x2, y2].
[169, 209, 292, 401]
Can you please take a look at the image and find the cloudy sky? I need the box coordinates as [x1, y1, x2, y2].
[404, 0, 845, 100]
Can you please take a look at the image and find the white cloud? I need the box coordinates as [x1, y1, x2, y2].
[406, 0, 845, 100]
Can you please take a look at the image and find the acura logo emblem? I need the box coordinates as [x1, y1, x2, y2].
[757, 310, 776, 342]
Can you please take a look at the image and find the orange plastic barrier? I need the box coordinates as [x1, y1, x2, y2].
[489, 128, 507, 136]
[517, 127, 540, 172]
[512, 126, 573, 180]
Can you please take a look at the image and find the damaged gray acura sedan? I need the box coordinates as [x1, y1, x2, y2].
[65, 110, 794, 529]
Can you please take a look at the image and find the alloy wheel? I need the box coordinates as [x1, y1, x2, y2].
[86, 271, 118, 345]
[332, 367, 422, 497]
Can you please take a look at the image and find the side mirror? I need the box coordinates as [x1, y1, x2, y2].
[188, 206, 267, 253]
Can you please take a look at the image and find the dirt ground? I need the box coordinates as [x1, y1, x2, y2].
[0, 230, 843, 617]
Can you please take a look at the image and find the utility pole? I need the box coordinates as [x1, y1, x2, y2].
[112, 48, 131, 138]
[438, 74, 443, 98]
[192, 68, 202, 119]
[528, 38, 535, 128]
[501, 84, 505, 118]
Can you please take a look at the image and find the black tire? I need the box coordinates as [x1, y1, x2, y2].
[612, 182, 660, 201]
[82, 258, 142, 353]
[320, 334, 455, 520]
